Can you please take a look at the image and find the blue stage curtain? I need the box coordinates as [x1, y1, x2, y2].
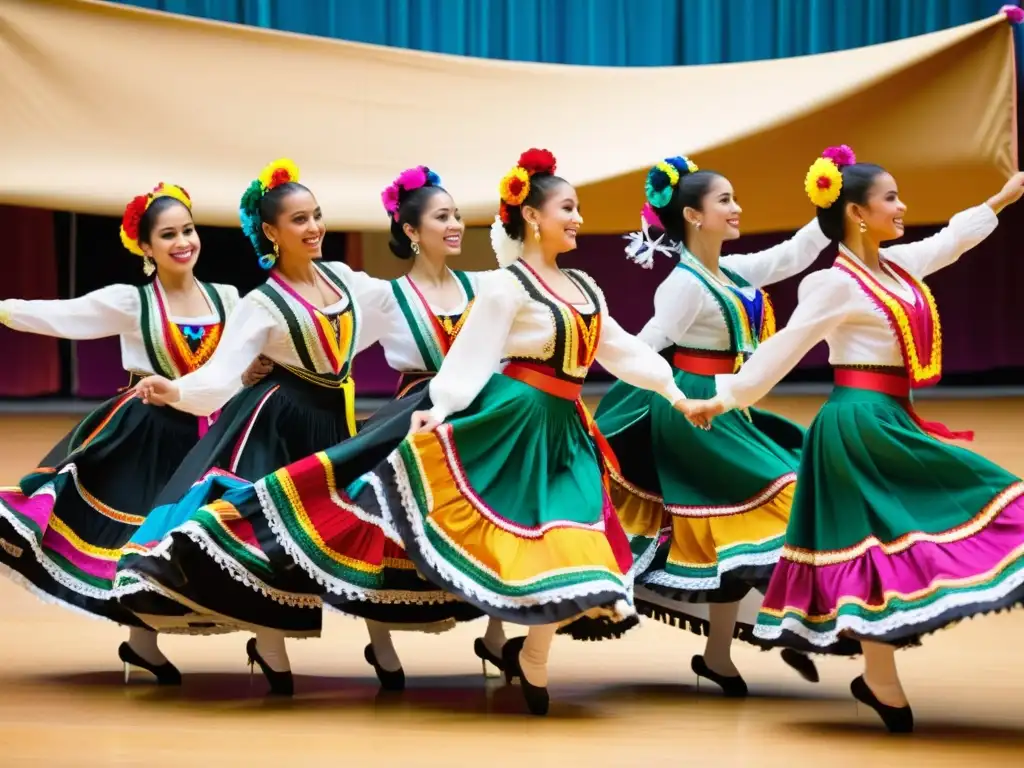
[116, 1, 1015, 66]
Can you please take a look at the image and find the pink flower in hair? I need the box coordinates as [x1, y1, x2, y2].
[822, 145, 857, 168]
[396, 166, 428, 191]
[1002, 4, 1024, 23]
[641, 202, 663, 229]
[381, 183, 400, 218]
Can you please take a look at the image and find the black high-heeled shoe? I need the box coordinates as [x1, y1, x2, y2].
[364, 644, 405, 692]
[501, 636, 549, 716]
[780, 648, 820, 683]
[691, 654, 748, 698]
[474, 637, 505, 678]
[850, 676, 914, 734]
[245, 637, 294, 696]
[118, 642, 182, 686]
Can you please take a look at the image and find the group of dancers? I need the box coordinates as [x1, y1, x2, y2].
[2, 145, 1024, 735]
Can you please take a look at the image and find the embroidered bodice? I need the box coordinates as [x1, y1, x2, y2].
[714, 204, 999, 410]
[637, 218, 829, 360]
[0, 279, 239, 379]
[424, 261, 686, 423]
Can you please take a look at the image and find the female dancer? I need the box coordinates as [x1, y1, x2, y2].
[0, 183, 242, 682]
[112, 158, 399, 670]
[593, 155, 828, 693]
[118, 166, 500, 695]
[331, 148, 694, 715]
[685, 146, 1024, 732]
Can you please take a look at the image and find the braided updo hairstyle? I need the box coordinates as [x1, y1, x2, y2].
[381, 166, 446, 259]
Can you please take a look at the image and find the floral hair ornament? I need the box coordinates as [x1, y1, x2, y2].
[624, 202, 683, 269]
[805, 145, 856, 209]
[644, 155, 698, 210]
[120, 183, 193, 276]
[381, 166, 442, 220]
[492, 148, 558, 267]
[239, 157, 301, 269]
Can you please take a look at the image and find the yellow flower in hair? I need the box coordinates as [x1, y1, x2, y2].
[805, 157, 843, 208]
[499, 166, 530, 206]
[258, 158, 301, 191]
[655, 161, 680, 187]
[152, 183, 192, 210]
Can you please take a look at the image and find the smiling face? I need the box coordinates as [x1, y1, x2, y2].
[686, 174, 742, 241]
[262, 188, 326, 261]
[140, 200, 200, 277]
[404, 189, 465, 258]
[523, 179, 583, 254]
[848, 171, 907, 243]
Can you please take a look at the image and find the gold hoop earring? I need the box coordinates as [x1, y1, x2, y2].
[858, 221, 867, 233]
[532, 222, 540, 242]
[411, 242, 420, 256]
[142, 257, 155, 277]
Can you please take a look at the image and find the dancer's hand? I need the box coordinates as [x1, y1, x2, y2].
[135, 375, 180, 406]
[675, 397, 727, 429]
[408, 410, 440, 435]
[989, 171, 1024, 213]
[242, 355, 274, 387]
[673, 398, 710, 430]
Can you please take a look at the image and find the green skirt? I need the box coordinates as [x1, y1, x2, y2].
[346, 373, 636, 627]
[595, 368, 802, 635]
[755, 386, 1024, 655]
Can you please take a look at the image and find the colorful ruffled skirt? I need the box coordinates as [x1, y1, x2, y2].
[114, 366, 358, 635]
[593, 350, 802, 641]
[114, 376, 482, 637]
[754, 382, 1024, 654]
[343, 368, 635, 628]
[0, 377, 201, 625]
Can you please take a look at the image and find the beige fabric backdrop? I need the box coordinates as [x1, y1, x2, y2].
[0, 0, 1017, 235]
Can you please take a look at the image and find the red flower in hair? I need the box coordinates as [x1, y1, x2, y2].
[518, 148, 557, 176]
[270, 168, 293, 188]
[506, 176, 526, 200]
[121, 194, 149, 240]
[499, 201, 510, 224]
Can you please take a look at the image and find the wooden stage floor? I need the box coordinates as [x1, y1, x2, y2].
[2, 396, 1024, 766]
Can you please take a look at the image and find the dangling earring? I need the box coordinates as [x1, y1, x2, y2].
[258, 241, 279, 270]
[858, 220, 867, 233]
[531, 222, 540, 242]
[142, 257, 155, 277]
[411, 242, 421, 256]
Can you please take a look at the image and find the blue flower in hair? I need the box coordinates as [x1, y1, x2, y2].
[645, 162, 677, 209]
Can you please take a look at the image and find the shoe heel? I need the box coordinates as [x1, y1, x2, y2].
[481, 658, 501, 679]
[123, 661, 131, 685]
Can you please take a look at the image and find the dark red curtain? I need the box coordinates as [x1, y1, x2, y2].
[0, 206, 60, 397]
